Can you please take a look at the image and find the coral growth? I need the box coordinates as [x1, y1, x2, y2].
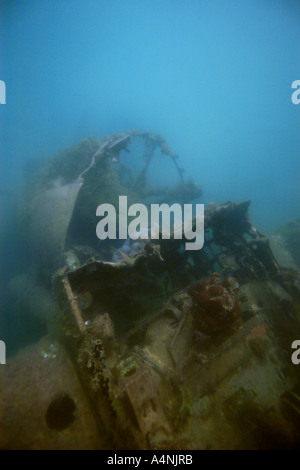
[246, 324, 270, 360]
[188, 273, 242, 337]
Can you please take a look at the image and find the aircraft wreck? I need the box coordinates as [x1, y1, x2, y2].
[1, 131, 300, 450]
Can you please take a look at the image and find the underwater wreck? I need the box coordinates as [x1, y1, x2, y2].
[1, 131, 300, 450]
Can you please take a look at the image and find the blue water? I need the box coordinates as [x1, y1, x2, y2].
[1, 0, 300, 353]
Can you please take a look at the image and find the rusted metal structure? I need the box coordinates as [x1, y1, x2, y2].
[2, 133, 300, 449]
